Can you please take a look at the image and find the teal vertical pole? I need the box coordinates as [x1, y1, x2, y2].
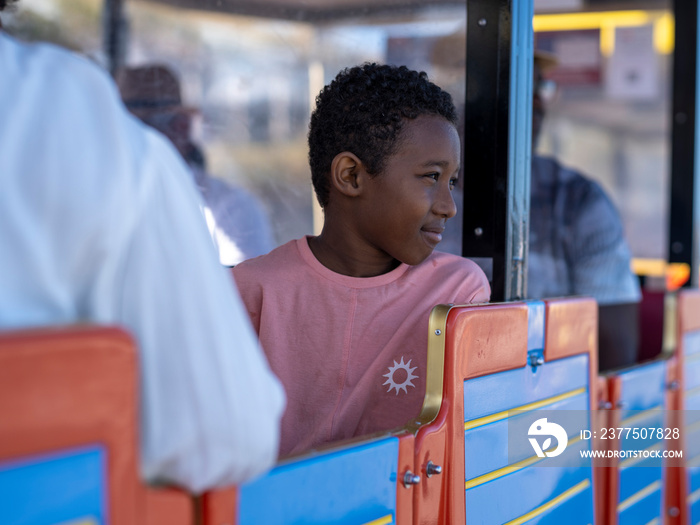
[694, 1, 700, 287]
[505, 0, 534, 300]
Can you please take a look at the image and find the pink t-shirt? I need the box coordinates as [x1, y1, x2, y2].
[233, 237, 490, 456]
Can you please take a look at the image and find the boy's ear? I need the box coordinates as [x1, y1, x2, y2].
[330, 152, 365, 197]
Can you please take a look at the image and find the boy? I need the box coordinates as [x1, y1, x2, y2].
[233, 63, 490, 457]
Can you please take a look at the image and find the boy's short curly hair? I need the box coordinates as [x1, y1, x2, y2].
[308, 62, 458, 208]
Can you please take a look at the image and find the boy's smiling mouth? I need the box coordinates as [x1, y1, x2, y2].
[421, 224, 445, 246]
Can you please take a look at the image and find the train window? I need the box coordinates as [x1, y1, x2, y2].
[3, 0, 104, 61]
[5, 0, 468, 264]
[533, 1, 673, 289]
[4, 1, 678, 289]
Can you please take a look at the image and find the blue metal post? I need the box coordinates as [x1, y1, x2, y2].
[507, 0, 534, 300]
[462, 0, 533, 301]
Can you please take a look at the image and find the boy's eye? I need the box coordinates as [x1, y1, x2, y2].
[449, 178, 458, 190]
[424, 172, 440, 182]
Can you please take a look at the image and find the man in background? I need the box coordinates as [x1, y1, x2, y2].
[116, 64, 276, 266]
[529, 51, 641, 371]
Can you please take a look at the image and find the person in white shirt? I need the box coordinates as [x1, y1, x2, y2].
[0, 7, 284, 493]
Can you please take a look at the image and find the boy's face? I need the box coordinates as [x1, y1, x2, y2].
[357, 114, 460, 266]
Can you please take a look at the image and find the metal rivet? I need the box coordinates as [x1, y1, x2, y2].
[669, 507, 680, 517]
[434, 329, 442, 336]
[403, 470, 420, 488]
[672, 241, 683, 253]
[528, 354, 544, 367]
[426, 461, 443, 477]
[668, 380, 680, 391]
[598, 401, 613, 410]
[474, 227, 484, 236]
[478, 18, 487, 26]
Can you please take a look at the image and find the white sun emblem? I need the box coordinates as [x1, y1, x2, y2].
[383, 357, 418, 395]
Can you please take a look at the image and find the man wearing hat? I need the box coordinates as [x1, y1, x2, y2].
[117, 65, 198, 161]
[117, 65, 275, 266]
[528, 51, 641, 371]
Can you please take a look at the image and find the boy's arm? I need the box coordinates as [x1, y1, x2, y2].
[231, 264, 265, 334]
[464, 259, 492, 303]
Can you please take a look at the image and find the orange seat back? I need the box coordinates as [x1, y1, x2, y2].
[0, 325, 192, 525]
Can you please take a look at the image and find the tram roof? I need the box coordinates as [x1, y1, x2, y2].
[136, 0, 464, 22]
[134, 0, 667, 21]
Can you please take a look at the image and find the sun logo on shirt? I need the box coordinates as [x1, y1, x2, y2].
[383, 357, 418, 395]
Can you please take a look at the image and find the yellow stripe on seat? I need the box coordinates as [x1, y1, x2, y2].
[464, 387, 586, 431]
[56, 518, 99, 525]
[688, 487, 700, 506]
[688, 454, 700, 469]
[619, 442, 663, 470]
[363, 514, 393, 525]
[465, 436, 582, 489]
[687, 420, 700, 435]
[617, 480, 662, 512]
[685, 384, 700, 398]
[502, 479, 591, 525]
[686, 352, 700, 363]
[620, 406, 663, 428]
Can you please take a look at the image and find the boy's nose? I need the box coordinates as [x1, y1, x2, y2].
[434, 184, 457, 219]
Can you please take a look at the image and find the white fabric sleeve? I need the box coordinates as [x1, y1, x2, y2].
[0, 33, 283, 493]
[116, 131, 285, 493]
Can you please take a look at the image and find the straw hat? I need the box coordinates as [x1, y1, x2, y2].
[116, 65, 196, 117]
